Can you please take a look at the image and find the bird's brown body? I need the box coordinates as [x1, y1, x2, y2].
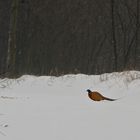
[87, 90, 116, 101]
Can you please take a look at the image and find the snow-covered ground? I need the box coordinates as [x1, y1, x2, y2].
[0, 71, 140, 140]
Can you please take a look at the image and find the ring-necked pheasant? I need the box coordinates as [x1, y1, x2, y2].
[87, 89, 116, 101]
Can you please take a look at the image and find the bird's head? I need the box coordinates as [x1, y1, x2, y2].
[87, 89, 92, 93]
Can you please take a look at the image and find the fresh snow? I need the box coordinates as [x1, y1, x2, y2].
[0, 71, 140, 140]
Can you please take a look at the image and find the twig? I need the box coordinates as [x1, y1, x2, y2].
[0, 130, 6, 136]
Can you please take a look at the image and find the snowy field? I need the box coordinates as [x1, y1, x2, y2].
[0, 71, 140, 140]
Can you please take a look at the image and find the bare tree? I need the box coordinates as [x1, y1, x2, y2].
[111, 0, 118, 71]
[135, 0, 139, 68]
[6, 0, 19, 77]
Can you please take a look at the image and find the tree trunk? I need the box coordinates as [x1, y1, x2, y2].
[111, 0, 118, 71]
[135, 0, 139, 68]
[6, 0, 19, 77]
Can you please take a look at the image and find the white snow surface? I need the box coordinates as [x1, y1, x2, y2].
[0, 71, 140, 140]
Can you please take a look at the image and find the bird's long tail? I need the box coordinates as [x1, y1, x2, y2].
[104, 97, 116, 101]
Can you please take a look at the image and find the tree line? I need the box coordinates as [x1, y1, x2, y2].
[0, 0, 140, 78]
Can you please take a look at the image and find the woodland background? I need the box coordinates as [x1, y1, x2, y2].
[0, 0, 140, 77]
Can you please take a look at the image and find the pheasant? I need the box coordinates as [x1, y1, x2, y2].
[87, 89, 116, 101]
